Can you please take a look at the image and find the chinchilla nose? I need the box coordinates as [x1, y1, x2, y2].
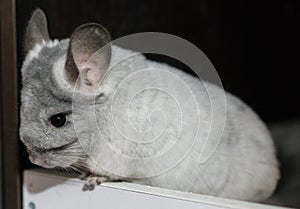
[29, 155, 54, 168]
[29, 156, 43, 166]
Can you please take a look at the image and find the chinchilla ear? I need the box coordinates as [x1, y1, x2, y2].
[24, 9, 50, 53]
[64, 23, 111, 93]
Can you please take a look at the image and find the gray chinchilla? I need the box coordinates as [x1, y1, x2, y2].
[20, 9, 279, 202]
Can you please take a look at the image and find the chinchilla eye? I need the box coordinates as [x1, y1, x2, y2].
[50, 113, 66, 128]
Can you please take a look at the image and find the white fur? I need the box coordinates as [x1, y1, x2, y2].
[52, 54, 74, 93]
[69, 45, 280, 202]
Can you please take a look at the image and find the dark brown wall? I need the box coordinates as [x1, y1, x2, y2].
[1, 0, 21, 208]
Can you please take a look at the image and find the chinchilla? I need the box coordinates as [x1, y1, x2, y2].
[20, 9, 279, 202]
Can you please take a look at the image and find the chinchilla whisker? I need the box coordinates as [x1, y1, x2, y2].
[72, 162, 90, 171]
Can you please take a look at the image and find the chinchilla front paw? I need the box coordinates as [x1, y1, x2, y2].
[82, 175, 108, 191]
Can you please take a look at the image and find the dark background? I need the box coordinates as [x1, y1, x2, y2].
[17, 0, 300, 123]
[16, 0, 300, 208]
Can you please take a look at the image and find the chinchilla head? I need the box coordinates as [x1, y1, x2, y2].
[20, 9, 111, 169]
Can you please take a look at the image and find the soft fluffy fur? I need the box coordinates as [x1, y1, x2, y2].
[20, 9, 279, 202]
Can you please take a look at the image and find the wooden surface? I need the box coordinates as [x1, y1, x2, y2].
[0, 0, 21, 208]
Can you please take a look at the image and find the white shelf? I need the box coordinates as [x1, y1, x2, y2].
[23, 169, 292, 209]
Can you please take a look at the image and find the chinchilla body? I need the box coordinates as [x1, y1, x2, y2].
[20, 9, 279, 202]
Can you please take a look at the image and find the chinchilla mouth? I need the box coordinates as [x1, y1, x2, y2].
[47, 138, 78, 152]
[28, 138, 78, 153]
